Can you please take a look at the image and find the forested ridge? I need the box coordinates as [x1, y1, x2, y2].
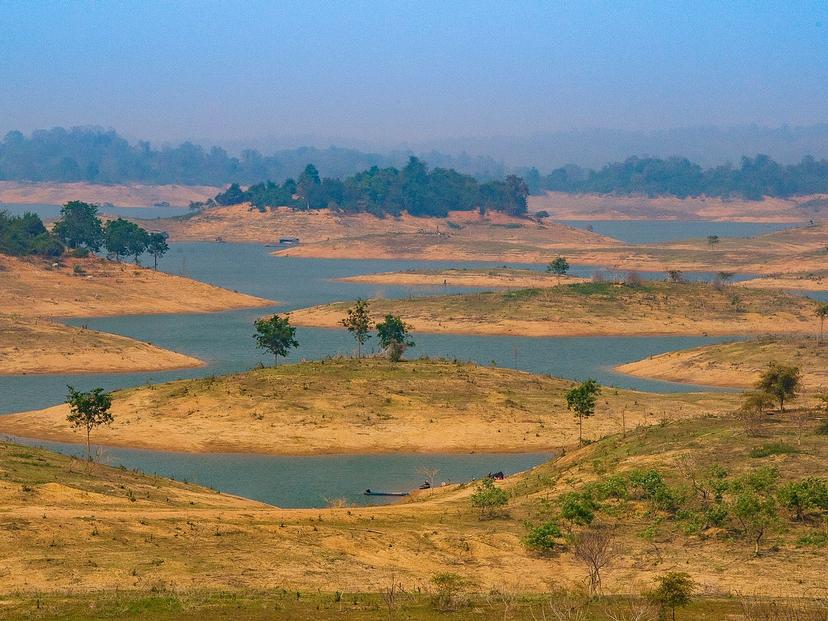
[3, 127, 828, 201]
[213, 158, 529, 218]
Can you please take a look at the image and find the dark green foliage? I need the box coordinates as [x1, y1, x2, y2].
[253, 315, 299, 366]
[778, 477, 828, 521]
[755, 362, 801, 412]
[651, 572, 695, 621]
[546, 256, 570, 278]
[376, 315, 414, 362]
[565, 379, 601, 444]
[470, 477, 508, 518]
[212, 156, 528, 218]
[103, 218, 150, 263]
[627, 468, 679, 513]
[560, 491, 597, 526]
[540, 154, 828, 200]
[66, 386, 113, 460]
[0, 210, 63, 257]
[524, 520, 563, 553]
[53, 201, 104, 251]
[146, 232, 169, 269]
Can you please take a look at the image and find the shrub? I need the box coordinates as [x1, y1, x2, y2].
[470, 478, 508, 518]
[778, 477, 828, 521]
[430, 572, 468, 611]
[560, 491, 597, 526]
[524, 521, 564, 554]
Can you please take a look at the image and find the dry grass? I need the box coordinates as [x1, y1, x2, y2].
[617, 336, 828, 389]
[0, 181, 218, 208]
[290, 281, 821, 337]
[0, 358, 738, 454]
[338, 267, 589, 289]
[0, 410, 826, 600]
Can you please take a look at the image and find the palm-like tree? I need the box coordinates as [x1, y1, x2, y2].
[817, 303, 828, 345]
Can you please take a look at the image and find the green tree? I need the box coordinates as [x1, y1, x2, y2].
[651, 572, 695, 621]
[340, 298, 372, 358]
[816, 303, 828, 345]
[147, 231, 169, 269]
[524, 520, 563, 554]
[566, 379, 601, 445]
[53, 201, 104, 251]
[778, 477, 828, 521]
[470, 477, 508, 518]
[546, 256, 570, 283]
[728, 467, 779, 556]
[755, 362, 801, 412]
[66, 386, 113, 461]
[253, 314, 299, 366]
[376, 314, 414, 362]
[104, 218, 149, 263]
[430, 572, 469, 611]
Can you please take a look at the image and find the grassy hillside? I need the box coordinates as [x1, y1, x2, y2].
[0, 408, 826, 618]
[290, 281, 822, 337]
[0, 358, 736, 454]
[338, 267, 589, 288]
[618, 336, 828, 389]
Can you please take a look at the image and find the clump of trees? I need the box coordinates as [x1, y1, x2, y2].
[214, 157, 529, 218]
[66, 386, 113, 461]
[45, 201, 169, 266]
[0, 210, 63, 256]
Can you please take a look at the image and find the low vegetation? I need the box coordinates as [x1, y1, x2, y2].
[289, 281, 821, 337]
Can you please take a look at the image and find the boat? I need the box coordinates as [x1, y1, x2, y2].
[363, 489, 409, 497]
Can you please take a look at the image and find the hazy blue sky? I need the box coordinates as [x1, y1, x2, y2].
[1, 1, 826, 145]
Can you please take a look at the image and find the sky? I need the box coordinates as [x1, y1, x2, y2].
[1, 0, 827, 147]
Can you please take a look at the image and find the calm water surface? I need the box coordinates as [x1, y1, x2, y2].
[2, 233, 804, 507]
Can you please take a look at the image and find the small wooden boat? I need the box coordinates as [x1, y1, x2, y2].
[364, 489, 409, 497]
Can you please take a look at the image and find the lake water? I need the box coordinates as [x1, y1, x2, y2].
[563, 219, 799, 243]
[2, 232, 808, 508]
[0, 202, 191, 220]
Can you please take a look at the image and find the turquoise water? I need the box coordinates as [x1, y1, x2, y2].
[2, 237, 808, 507]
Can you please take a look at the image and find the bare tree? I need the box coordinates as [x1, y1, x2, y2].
[573, 527, 618, 596]
[417, 466, 440, 489]
[381, 574, 406, 621]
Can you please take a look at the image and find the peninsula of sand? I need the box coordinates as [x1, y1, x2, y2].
[288, 281, 822, 338]
[0, 358, 738, 454]
[0, 254, 273, 374]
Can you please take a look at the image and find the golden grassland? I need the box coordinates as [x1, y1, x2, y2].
[289, 281, 822, 337]
[527, 191, 828, 222]
[156, 204, 618, 255]
[0, 358, 738, 454]
[0, 181, 219, 208]
[617, 337, 828, 389]
[0, 410, 826, 615]
[0, 315, 202, 375]
[0, 254, 273, 375]
[337, 267, 589, 288]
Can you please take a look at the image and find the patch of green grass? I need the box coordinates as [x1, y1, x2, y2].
[749, 442, 800, 458]
[797, 531, 828, 548]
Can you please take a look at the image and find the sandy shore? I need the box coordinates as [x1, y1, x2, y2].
[0, 254, 273, 374]
[337, 268, 589, 288]
[528, 191, 826, 222]
[0, 315, 202, 375]
[0, 359, 737, 454]
[616, 337, 828, 389]
[0, 254, 273, 317]
[0, 181, 219, 208]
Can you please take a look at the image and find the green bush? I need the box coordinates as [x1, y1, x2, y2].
[470, 478, 508, 518]
[524, 521, 563, 554]
[560, 491, 597, 526]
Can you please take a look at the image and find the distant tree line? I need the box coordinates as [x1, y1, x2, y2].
[0, 127, 504, 186]
[530, 154, 828, 200]
[214, 157, 529, 218]
[0, 201, 168, 266]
